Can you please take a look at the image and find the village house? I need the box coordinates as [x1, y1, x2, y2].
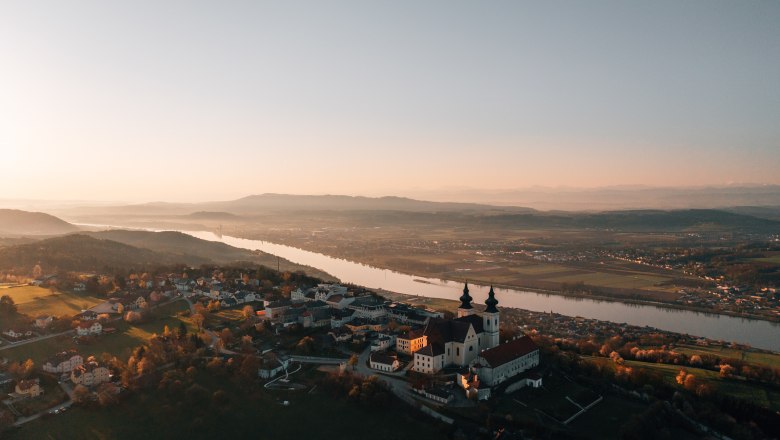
[258, 353, 291, 379]
[71, 358, 111, 387]
[76, 321, 102, 336]
[328, 327, 353, 343]
[369, 352, 400, 372]
[370, 334, 396, 352]
[78, 310, 99, 321]
[42, 350, 84, 374]
[2, 329, 33, 339]
[412, 385, 454, 405]
[14, 378, 44, 398]
[397, 329, 427, 355]
[264, 299, 293, 321]
[34, 315, 53, 329]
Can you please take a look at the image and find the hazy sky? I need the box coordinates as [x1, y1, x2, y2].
[1, 1, 779, 202]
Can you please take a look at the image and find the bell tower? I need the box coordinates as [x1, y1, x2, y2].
[483, 286, 500, 348]
[457, 282, 474, 318]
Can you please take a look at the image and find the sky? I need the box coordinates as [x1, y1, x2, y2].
[1, 0, 779, 203]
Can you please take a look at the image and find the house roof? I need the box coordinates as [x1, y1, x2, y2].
[478, 336, 538, 368]
[416, 343, 445, 357]
[399, 328, 426, 340]
[370, 351, 397, 366]
[17, 378, 39, 391]
[267, 299, 292, 308]
[45, 350, 81, 366]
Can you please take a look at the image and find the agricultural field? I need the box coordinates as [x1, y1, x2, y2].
[0, 285, 103, 317]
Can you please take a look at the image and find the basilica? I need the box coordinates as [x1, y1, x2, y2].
[411, 283, 501, 373]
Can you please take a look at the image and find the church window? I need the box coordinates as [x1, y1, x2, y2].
[457, 347, 460, 356]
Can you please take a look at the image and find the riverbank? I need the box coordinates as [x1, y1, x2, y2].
[227, 234, 780, 325]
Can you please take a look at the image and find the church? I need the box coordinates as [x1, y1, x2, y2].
[412, 283, 501, 373]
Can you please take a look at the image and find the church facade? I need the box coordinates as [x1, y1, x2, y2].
[413, 283, 501, 373]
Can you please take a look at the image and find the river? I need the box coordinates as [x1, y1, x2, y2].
[165, 230, 779, 351]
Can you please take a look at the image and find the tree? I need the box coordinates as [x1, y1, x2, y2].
[96, 382, 119, 407]
[192, 313, 205, 332]
[348, 354, 359, 371]
[177, 321, 188, 339]
[0, 408, 14, 432]
[0, 295, 17, 315]
[73, 385, 92, 404]
[124, 311, 142, 323]
[219, 328, 234, 346]
[239, 355, 261, 380]
[719, 363, 736, 378]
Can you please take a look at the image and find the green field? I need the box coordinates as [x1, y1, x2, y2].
[0, 285, 104, 317]
[585, 356, 780, 411]
[674, 344, 780, 368]
[1, 300, 194, 364]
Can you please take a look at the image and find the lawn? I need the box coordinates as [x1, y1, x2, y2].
[1, 285, 104, 317]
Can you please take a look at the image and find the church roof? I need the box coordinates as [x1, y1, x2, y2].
[454, 314, 484, 334]
[426, 318, 474, 344]
[478, 336, 538, 368]
[416, 343, 445, 357]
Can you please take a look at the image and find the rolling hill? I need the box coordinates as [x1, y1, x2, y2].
[0, 209, 79, 236]
[0, 231, 337, 280]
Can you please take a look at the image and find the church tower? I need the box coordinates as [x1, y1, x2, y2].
[457, 282, 474, 318]
[483, 286, 500, 349]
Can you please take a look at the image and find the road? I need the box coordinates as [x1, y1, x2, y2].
[350, 346, 453, 424]
[0, 330, 75, 352]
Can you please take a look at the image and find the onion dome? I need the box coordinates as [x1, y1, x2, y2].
[485, 285, 499, 313]
[458, 282, 473, 309]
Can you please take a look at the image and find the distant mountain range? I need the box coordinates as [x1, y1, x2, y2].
[402, 185, 780, 211]
[57, 194, 537, 218]
[0, 209, 80, 236]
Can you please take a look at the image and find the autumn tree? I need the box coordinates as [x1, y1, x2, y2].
[73, 384, 92, 404]
[192, 313, 205, 332]
[0, 295, 17, 315]
[239, 355, 261, 381]
[348, 354, 359, 371]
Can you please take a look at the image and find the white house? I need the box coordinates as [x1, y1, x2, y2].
[472, 335, 540, 387]
[369, 352, 400, 372]
[43, 351, 84, 374]
[76, 321, 102, 336]
[34, 315, 53, 329]
[258, 354, 291, 379]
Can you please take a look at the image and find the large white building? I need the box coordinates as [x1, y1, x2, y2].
[472, 335, 540, 387]
[413, 284, 501, 373]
